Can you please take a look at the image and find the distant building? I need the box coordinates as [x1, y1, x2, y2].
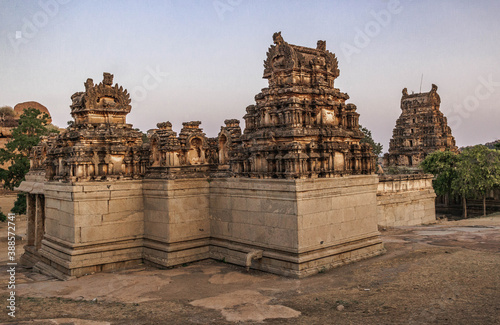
[385, 84, 457, 167]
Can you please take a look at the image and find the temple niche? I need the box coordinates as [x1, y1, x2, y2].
[217, 119, 242, 166]
[385, 84, 458, 167]
[232, 32, 375, 178]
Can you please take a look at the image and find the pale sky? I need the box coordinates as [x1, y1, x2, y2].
[1, 0, 499, 151]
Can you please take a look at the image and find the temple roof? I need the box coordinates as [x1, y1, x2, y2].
[70, 73, 132, 125]
[401, 84, 441, 108]
[262, 32, 340, 79]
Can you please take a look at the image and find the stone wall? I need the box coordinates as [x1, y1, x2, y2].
[143, 178, 211, 267]
[377, 174, 436, 227]
[19, 176, 145, 278]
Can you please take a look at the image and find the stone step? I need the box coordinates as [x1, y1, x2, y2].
[33, 261, 74, 281]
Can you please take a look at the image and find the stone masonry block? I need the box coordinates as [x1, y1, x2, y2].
[80, 221, 143, 243]
[108, 197, 143, 213]
[74, 214, 103, 227]
[144, 209, 169, 223]
[76, 200, 109, 216]
[169, 219, 210, 242]
[144, 221, 170, 241]
[144, 197, 169, 212]
[169, 208, 204, 224]
[297, 197, 332, 215]
[45, 198, 61, 210]
[261, 199, 296, 215]
[102, 211, 143, 223]
[45, 207, 73, 227]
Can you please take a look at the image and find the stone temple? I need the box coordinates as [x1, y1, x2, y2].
[385, 84, 458, 167]
[19, 33, 435, 279]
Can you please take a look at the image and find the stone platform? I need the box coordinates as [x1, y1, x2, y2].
[20, 176, 385, 279]
[209, 176, 384, 277]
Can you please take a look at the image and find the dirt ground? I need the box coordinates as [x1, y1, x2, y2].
[0, 214, 499, 325]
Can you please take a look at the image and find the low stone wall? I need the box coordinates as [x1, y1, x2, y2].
[377, 174, 436, 227]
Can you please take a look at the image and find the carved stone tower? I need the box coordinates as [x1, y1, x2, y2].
[39, 73, 148, 181]
[233, 32, 375, 178]
[386, 84, 457, 167]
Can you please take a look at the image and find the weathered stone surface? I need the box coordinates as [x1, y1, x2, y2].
[209, 176, 384, 277]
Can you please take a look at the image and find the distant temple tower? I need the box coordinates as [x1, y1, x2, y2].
[385, 84, 457, 167]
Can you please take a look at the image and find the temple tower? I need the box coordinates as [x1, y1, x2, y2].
[386, 84, 457, 167]
[232, 32, 375, 178]
[19, 73, 149, 278]
[210, 33, 384, 277]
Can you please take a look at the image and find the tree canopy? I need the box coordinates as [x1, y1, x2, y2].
[359, 124, 383, 157]
[421, 146, 500, 217]
[0, 106, 15, 119]
[420, 150, 458, 197]
[0, 108, 56, 214]
[454, 145, 500, 216]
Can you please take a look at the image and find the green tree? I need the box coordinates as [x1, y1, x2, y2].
[359, 124, 383, 157]
[0, 108, 55, 214]
[0, 106, 15, 120]
[452, 154, 475, 218]
[420, 150, 459, 206]
[495, 142, 500, 150]
[454, 145, 500, 217]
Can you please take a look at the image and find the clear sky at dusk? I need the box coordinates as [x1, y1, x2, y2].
[1, 0, 499, 150]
